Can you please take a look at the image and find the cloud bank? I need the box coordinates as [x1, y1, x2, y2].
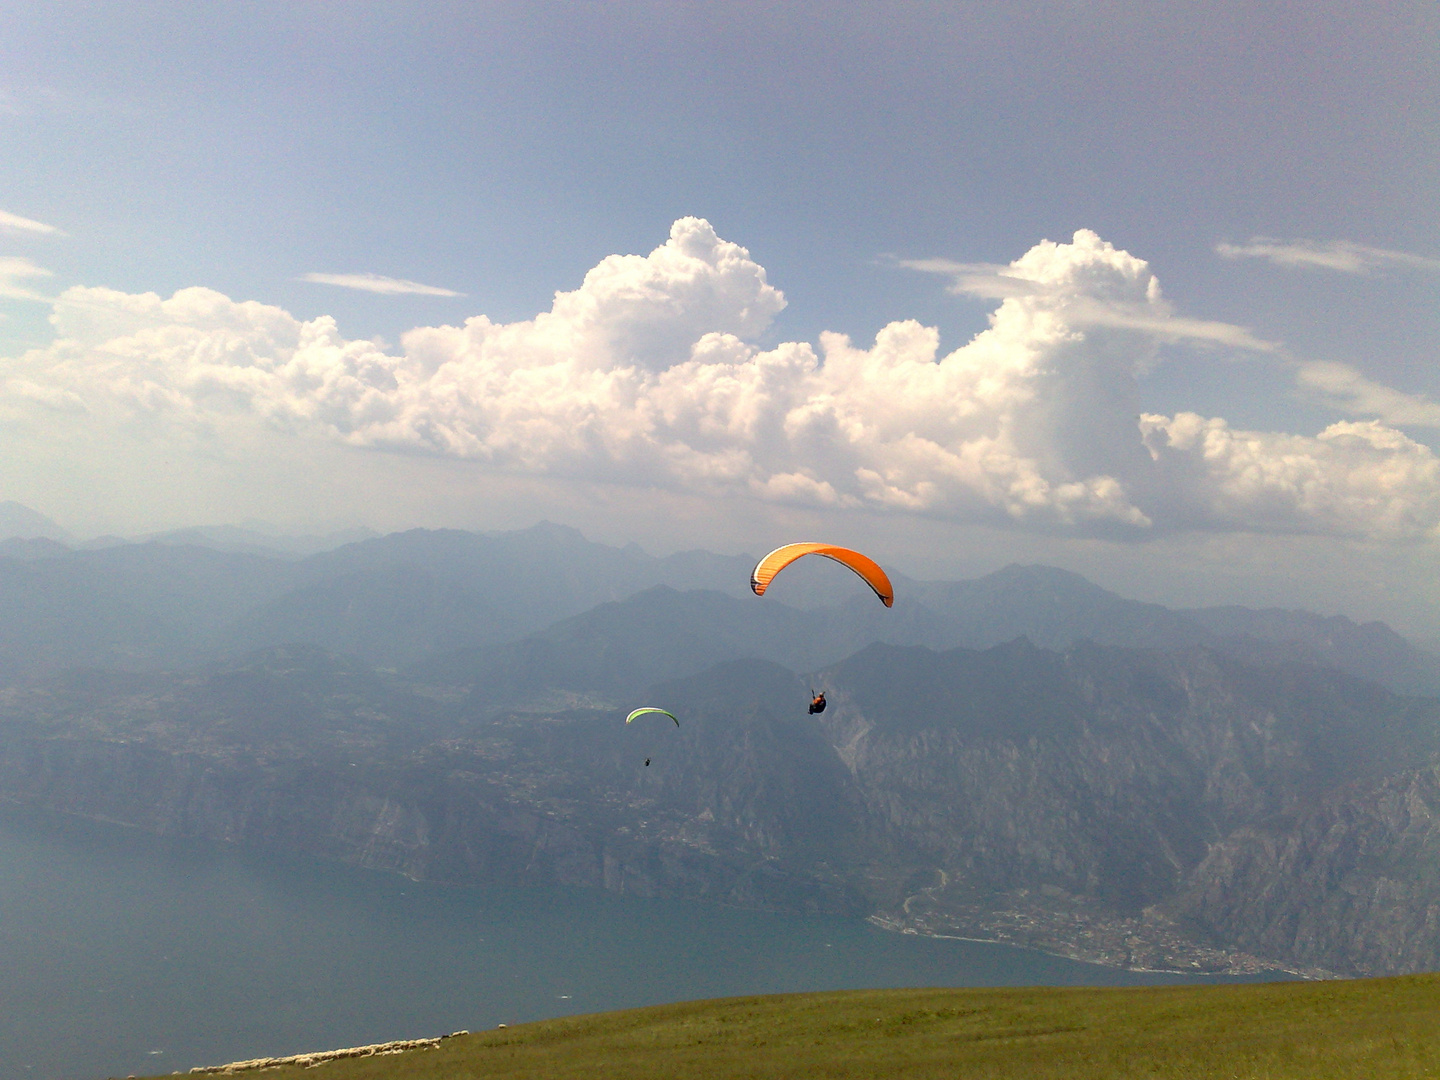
[899, 252, 1278, 353]
[0, 256, 53, 301]
[1296, 361, 1440, 430]
[7, 219, 1440, 540]
[1217, 238, 1440, 275]
[0, 209, 64, 237]
[298, 272, 463, 297]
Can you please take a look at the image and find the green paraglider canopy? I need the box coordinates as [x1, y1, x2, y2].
[626, 707, 679, 726]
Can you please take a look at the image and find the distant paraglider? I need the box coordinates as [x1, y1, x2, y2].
[808, 691, 827, 715]
[626, 707, 679, 767]
[749, 543, 894, 608]
[626, 708, 679, 727]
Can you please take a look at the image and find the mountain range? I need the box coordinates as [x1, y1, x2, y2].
[3, 520, 1438, 694]
[1, 513, 1439, 977]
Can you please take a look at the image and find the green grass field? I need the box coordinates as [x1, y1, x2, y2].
[177, 976, 1440, 1080]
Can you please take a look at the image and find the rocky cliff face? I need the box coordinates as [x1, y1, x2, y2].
[0, 652, 883, 917]
[1, 640, 1438, 977]
[806, 640, 1440, 973]
[1168, 760, 1440, 975]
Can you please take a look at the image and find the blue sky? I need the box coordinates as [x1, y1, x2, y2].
[2, 2, 1439, 638]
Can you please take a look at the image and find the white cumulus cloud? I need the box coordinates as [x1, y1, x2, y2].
[1140, 414, 1440, 539]
[1217, 238, 1440, 274]
[298, 272, 463, 297]
[6, 219, 1440, 540]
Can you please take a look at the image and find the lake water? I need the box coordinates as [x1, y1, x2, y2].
[0, 807, 1287, 1080]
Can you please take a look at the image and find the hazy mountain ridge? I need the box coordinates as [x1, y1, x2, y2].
[0, 544, 297, 682]
[1, 521, 1436, 696]
[413, 586, 922, 708]
[0, 525, 762, 682]
[404, 551, 1440, 709]
[136, 523, 380, 558]
[908, 565, 1440, 696]
[1180, 605, 1440, 697]
[3, 631, 1439, 975]
[4, 519, 1440, 975]
[913, 565, 1211, 653]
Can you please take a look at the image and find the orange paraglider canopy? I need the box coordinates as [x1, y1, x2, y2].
[749, 543, 894, 607]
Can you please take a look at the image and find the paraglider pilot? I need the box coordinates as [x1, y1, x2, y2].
[808, 691, 827, 715]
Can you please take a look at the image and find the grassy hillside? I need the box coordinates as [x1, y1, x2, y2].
[177, 976, 1440, 1080]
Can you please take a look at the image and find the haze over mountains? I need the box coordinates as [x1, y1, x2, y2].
[3, 514, 1437, 695]
[2, 504, 1439, 978]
